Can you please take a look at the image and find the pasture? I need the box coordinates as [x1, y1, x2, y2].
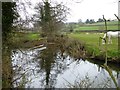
[68, 32, 119, 59]
[13, 31, 120, 60]
[17, 32, 41, 41]
[74, 21, 118, 31]
[11, 32, 44, 48]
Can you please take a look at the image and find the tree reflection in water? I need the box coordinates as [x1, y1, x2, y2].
[11, 43, 75, 88]
[37, 43, 78, 88]
[10, 38, 120, 88]
[34, 38, 86, 88]
[38, 44, 58, 88]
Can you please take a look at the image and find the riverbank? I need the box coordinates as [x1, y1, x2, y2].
[12, 32, 120, 63]
[11, 32, 44, 48]
[68, 33, 120, 63]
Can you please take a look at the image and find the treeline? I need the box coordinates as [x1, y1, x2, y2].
[78, 18, 116, 24]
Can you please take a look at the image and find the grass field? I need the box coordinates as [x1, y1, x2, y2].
[68, 32, 119, 58]
[15, 32, 41, 41]
[13, 32, 41, 44]
[11, 32, 45, 48]
[25, 33, 40, 40]
[74, 21, 119, 31]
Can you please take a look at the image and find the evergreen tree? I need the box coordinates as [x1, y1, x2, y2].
[85, 19, 90, 24]
[2, 2, 19, 43]
[2, 2, 19, 88]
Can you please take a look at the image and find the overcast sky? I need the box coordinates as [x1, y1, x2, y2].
[17, 0, 118, 22]
[66, 0, 118, 22]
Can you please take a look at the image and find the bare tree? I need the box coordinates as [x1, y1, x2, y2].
[34, 0, 69, 41]
[13, 0, 35, 30]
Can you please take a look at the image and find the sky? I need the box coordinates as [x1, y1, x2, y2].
[16, 0, 118, 23]
[66, 0, 118, 22]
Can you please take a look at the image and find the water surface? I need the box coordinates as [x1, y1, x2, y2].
[11, 45, 120, 88]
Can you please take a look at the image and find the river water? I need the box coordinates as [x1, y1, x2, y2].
[11, 45, 120, 88]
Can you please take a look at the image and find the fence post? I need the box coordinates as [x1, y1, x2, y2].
[114, 13, 120, 56]
[103, 15, 108, 65]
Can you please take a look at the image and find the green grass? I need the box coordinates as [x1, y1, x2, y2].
[68, 33, 119, 58]
[91, 21, 118, 25]
[25, 33, 40, 40]
[75, 26, 99, 31]
[15, 32, 41, 41]
[74, 21, 118, 31]
[11, 32, 45, 48]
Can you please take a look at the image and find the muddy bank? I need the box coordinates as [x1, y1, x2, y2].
[88, 55, 120, 64]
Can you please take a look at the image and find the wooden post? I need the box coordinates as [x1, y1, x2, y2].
[114, 14, 120, 21]
[114, 14, 120, 59]
[102, 65, 119, 89]
[103, 15, 108, 65]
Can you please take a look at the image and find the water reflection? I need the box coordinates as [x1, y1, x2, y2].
[118, 72, 120, 88]
[11, 43, 120, 88]
[37, 44, 59, 88]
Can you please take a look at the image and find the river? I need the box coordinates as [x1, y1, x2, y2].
[11, 45, 120, 88]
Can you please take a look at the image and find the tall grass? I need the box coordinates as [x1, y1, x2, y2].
[68, 33, 119, 59]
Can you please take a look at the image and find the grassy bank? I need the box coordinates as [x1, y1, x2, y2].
[11, 32, 46, 48]
[68, 33, 120, 61]
[11, 31, 120, 61]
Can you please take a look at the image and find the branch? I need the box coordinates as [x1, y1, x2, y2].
[114, 14, 120, 21]
[12, 70, 28, 84]
[103, 15, 107, 31]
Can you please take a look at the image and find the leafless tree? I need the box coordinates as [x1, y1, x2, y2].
[34, 0, 69, 41]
